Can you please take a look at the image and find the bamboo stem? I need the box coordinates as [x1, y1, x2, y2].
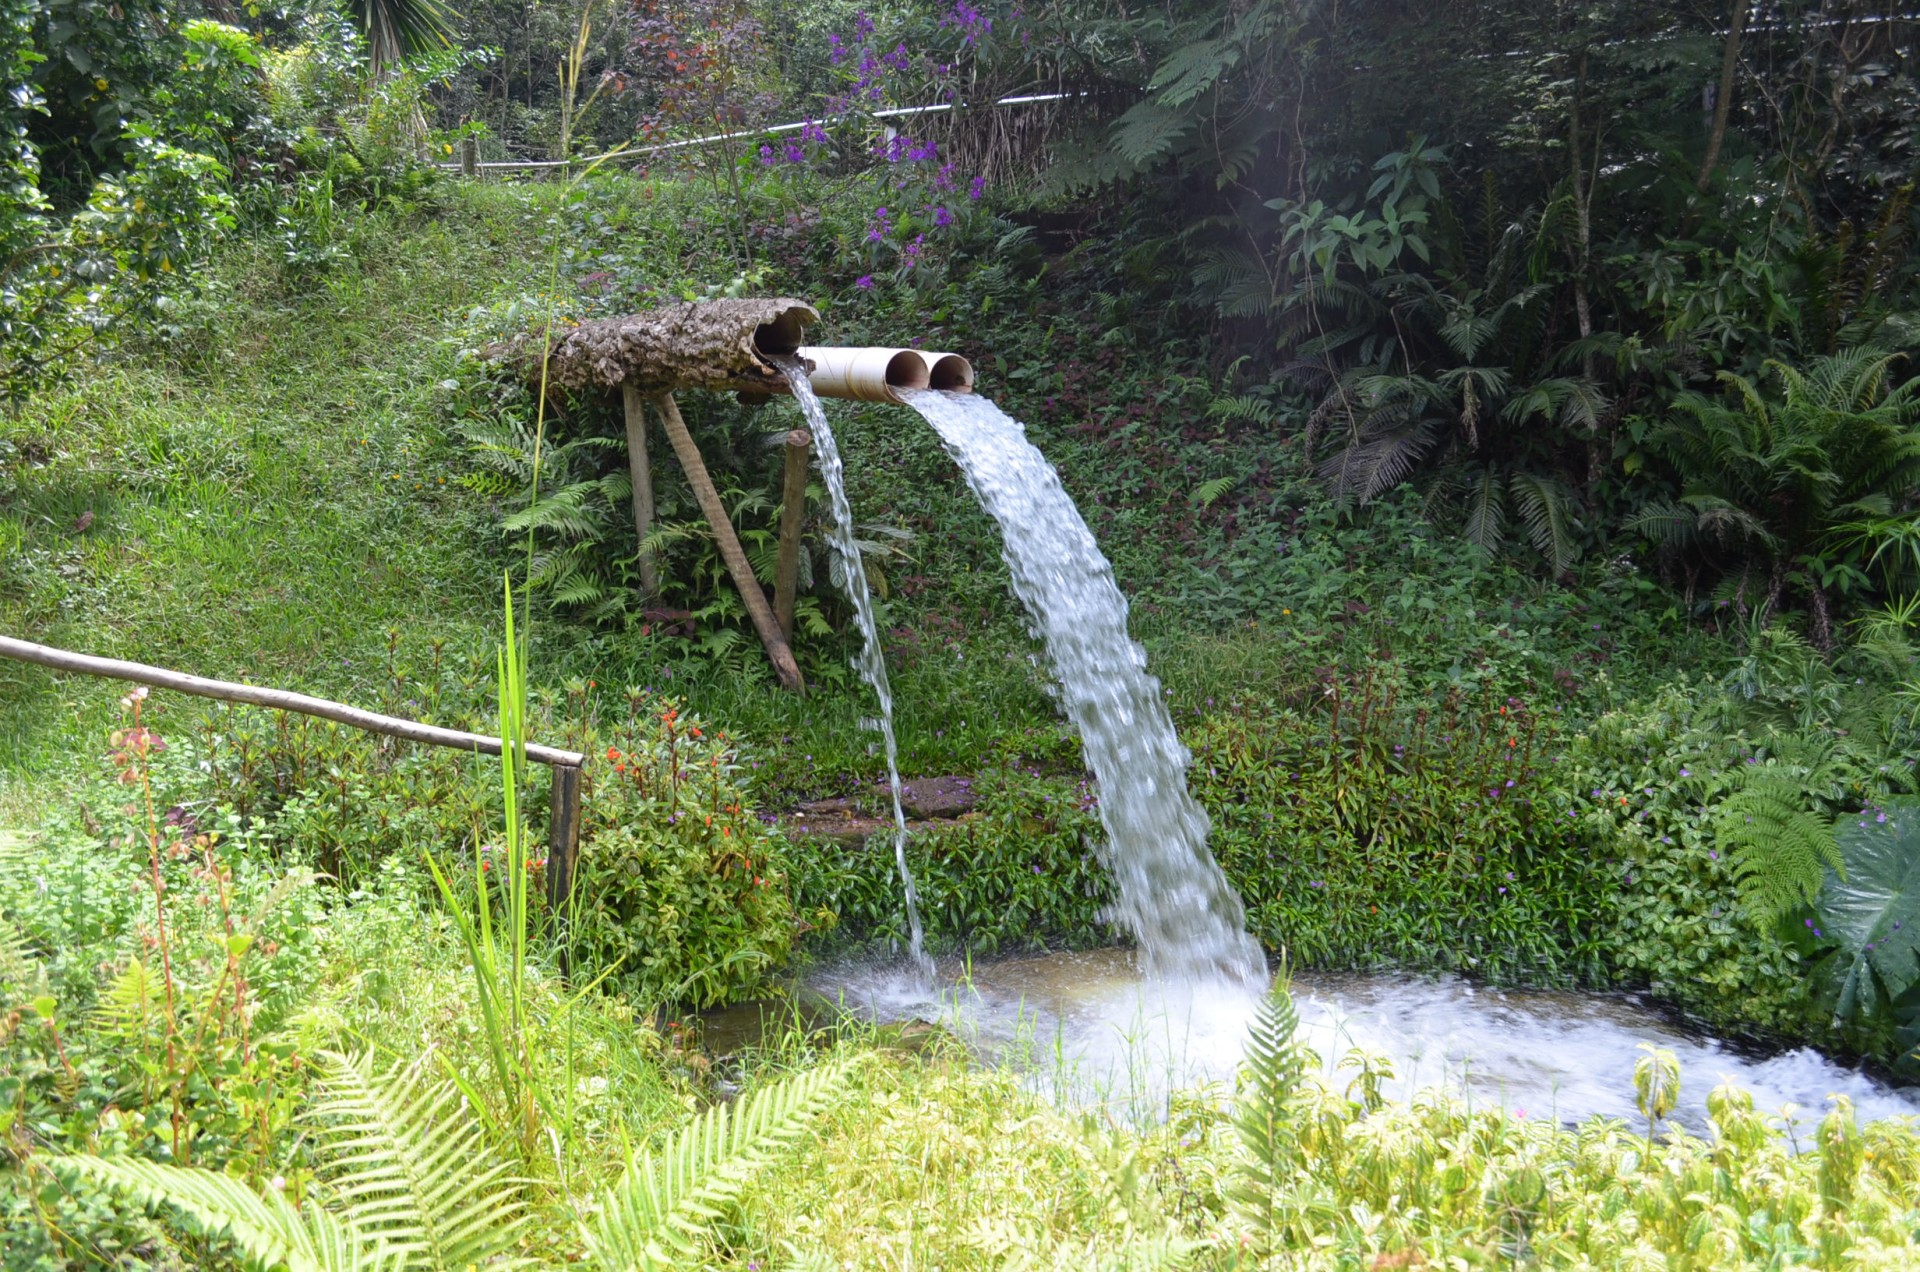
[774, 427, 811, 640]
[621, 383, 662, 599]
[0, 634, 585, 767]
[649, 392, 805, 691]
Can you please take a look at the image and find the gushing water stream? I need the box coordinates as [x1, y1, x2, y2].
[901, 389, 1265, 986]
[775, 358, 930, 973]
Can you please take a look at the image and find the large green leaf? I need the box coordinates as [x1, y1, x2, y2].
[1815, 797, 1920, 1021]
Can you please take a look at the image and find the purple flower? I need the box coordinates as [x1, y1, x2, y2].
[855, 275, 874, 289]
[757, 145, 776, 166]
[932, 204, 954, 228]
[933, 163, 956, 191]
[828, 33, 846, 65]
[1679, 768, 1691, 777]
[783, 143, 806, 164]
[854, 10, 875, 40]
[801, 119, 829, 145]
[969, 174, 987, 200]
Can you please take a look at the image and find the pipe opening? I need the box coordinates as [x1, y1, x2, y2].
[753, 305, 815, 356]
[926, 353, 974, 393]
[884, 350, 933, 391]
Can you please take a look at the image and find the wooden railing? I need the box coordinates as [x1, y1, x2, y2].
[0, 635, 584, 914]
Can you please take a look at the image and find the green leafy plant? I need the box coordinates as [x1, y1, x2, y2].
[1714, 764, 1844, 924]
[586, 1055, 856, 1271]
[1629, 350, 1920, 642]
[572, 693, 796, 1008]
[1225, 973, 1311, 1259]
[51, 1048, 528, 1272]
[1814, 798, 1920, 1027]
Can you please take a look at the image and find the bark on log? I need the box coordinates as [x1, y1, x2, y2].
[492, 298, 817, 398]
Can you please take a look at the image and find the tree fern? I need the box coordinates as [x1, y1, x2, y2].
[52, 1154, 394, 1272]
[306, 1049, 529, 1270]
[1227, 974, 1312, 1254]
[587, 1056, 857, 1271]
[1715, 766, 1843, 924]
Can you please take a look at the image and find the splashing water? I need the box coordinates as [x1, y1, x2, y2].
[775, 357, 930, 974]
[902, 389, 1265, 986]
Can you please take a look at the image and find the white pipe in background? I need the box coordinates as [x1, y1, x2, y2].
[798, 346, 974, 403]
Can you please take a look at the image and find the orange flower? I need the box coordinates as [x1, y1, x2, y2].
[606, 746, 620, 761]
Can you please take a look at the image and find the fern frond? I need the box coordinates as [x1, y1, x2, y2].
[587, 1056, 857, 1272]
[1716, 770, 1843, 924]
[51, 1154, 389, 1272]
[1228, 975, 1312, 1252]
[1509, 472, 1580, 573]
[0, 914, 41, 1004]
[307, 1050, 529, 1271]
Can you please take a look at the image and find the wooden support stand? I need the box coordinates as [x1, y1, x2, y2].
[774, 428, 811, 639]
[621, 384, 662, 599]
[649, 391, 806, 691]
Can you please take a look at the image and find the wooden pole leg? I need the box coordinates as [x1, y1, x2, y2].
[621, 383, 662, 600]
[546, 761, 582, 972]
[773, 428, 811, 640]
[650, 392, 806, 691]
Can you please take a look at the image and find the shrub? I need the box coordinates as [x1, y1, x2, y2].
[570, 695, 796, 1009]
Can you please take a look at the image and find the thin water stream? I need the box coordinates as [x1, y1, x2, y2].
[900, 389, 1264, 986]
[775, 358, 929, 972]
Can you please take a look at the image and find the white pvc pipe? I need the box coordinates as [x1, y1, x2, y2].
[798, 346, 974, 403]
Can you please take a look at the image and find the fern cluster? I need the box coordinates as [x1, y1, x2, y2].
[1714, 764, 1844, 924]
[51, 1050, 856, 1271]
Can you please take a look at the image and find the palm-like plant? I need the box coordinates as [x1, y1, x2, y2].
[1628, 350, 1920, 643]
[348, 0, 458, 78]
[1307, 224, 1606, 572]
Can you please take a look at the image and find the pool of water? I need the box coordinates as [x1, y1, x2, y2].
[708, 948, 1920, 1133]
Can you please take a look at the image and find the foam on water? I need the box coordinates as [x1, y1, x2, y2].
[776, 358, 929, 973]
[807, 949, 1920, 1133]
[900, 389, 1265, 986]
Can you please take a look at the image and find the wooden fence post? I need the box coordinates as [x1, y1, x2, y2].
[546, 762, 582, 919]
[773, 428, 811, 639]
[459, 136, 478, 177]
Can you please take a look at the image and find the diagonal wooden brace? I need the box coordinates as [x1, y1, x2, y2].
[649, 390, 805, 691]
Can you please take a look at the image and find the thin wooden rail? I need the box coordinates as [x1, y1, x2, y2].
[0, 635, 585, 915]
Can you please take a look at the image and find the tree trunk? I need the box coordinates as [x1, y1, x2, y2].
[1808, 584, 1835, 653]
[1697, 0, 1750, 193]
[650, 392, 804, 691]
